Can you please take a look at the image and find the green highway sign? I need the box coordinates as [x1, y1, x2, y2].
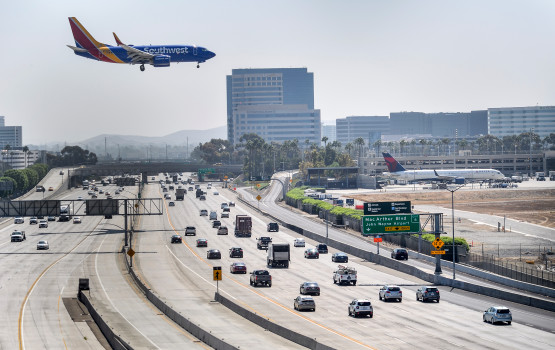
[362, 214, 420, 235]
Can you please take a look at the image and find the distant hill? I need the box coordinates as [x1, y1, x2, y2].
[78, 125, 227, 148]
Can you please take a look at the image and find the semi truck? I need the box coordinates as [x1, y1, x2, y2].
[175, 188, 186, 200]
[267, 243, 290, 268]
[234, 215, 252, 237]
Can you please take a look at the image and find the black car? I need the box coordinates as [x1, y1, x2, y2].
[207, 249, 221, 259]
[316, 243, 328, 254]
[267, 222, 279, 232]
[212, 220, 221, 228]
[391, 248, 408, 260]
[331, 252, 348, 263]
[171, 235, 182, 243]
[229, 247, 243, 258]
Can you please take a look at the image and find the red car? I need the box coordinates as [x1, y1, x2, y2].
[230, 262, 247, 274]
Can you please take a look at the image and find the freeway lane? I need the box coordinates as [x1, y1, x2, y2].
[135, 179, 555, 349]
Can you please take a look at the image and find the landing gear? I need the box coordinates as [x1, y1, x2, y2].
[197, 64, 200, 68]
[140, 64, 145, 72]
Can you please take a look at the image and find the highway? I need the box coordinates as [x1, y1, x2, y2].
[1, 170, 554, 349]
[0, 173, 209, 349]
[133, 176, 555, 349]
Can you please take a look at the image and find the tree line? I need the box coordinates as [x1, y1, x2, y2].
[0, 163, 48, 197]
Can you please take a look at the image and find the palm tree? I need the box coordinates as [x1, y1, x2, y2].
[344, 143, 354, 157]
[373, 140, 382, 155]
[22, 146, 29, 168]
[321, 136, 329, 148]
[354, 137, 365, 158]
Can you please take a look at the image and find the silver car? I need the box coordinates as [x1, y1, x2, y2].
[379, 285, 403, 302]
[294, 296, 316, 311]
[37, 240, 49, 250]
[348, 299, 373, 318]
[38, 220, 48, 228]
[483, 306, 512, 325]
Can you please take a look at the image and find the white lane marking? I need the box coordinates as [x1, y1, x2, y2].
[165, 246, 236, 300]
[95, 234, 160, 348]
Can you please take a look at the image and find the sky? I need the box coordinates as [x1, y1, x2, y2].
[1, 0, 554, 146]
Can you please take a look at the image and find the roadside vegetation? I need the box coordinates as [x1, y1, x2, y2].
[0, 163, 49, 197]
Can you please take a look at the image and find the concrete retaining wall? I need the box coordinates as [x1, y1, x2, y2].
[215, 292, 335, 350]
[237, 194, 555, 311]
[123, 250, 238, 350]
[78, 290, 132, 350]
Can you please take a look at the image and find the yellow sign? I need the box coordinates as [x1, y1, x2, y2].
[256, 183, 261, 188]
[431, 250, 446, 255]
[213, 267, 222, 281]
[127, 248, 135, 257]
[384, 226, 410, 232]
[432, 238, 445, 249]
[224, 176, 228, 180]
[256, 195, 262, 201]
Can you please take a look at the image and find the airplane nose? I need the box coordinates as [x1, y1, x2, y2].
[207, 50, 216, 59]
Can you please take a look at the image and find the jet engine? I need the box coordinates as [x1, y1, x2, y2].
[153, 55, 171, 67]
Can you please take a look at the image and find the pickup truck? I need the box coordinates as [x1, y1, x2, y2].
[250, 270, 272, 287]
[257, 236, 272, 250]
[333, 265, 357, 285]
[11, 230, 26, 242]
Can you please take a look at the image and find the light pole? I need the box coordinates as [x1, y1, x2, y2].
[446, 184, 465, 279]
[529, 128, 534, 177]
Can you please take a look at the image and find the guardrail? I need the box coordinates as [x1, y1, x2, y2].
[78, 290, 133, 350]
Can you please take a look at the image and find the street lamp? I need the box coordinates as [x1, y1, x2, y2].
[446, 184, 465, 279]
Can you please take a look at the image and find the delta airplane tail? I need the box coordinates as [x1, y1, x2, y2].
[382, 152, 406, 173]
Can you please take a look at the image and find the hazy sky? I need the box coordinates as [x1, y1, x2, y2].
[1, 0, 554, 145]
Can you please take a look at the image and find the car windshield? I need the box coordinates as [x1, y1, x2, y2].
[426, 288, 438, 292]
[234, 263, 245, 267]
[358, 302, 371, 306]
[497, 308, 510, 314]
[255, 270, 269, 275]
[306, 283, 318, 287]
[38, 241, 47, 244]
[319, 244, 327, 249]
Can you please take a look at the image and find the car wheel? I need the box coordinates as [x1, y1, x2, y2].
[483, 316, 487, 322]
[416, 295, 419, 301]
[317, 293, 320, 296]
[379, 294, 382, 301]
[300, 288, 303, 294]
[369, 313, 373, 318]
[436, 299, 440, 303]
[312, 308, 315, 311]
[490, 318, 494, 324]
[352, 281, 356, 286]
[399, 298, 402, 302]
[294, 305, 297, 310]
[507, 321, 511, 325]
[333, 278, 336, 284]
[348, 309, 351, 316]
[268, 283, 272, 287]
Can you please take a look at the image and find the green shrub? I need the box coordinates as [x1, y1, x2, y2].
[419, 234, 470, 252]
[286, 187, 363, 220]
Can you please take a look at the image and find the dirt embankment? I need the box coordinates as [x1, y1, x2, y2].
[352, 189, 555, 228]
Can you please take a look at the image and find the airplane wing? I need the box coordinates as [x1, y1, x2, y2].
[120, 44, 153, 65]
[433, 170, 455, 181]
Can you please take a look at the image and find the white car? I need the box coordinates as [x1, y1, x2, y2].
[213, 191, 219, 195]
[73, 217, 82, 224]
[14, 217, 24, 224]
[37, 240, 49, 250]
[294, 238, 305, 247]
[39, 220, 48, 228]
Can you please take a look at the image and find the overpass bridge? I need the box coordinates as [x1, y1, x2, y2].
[71, 162, 243, 177]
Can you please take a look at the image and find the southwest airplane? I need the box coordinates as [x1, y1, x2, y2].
[67, 17, 216, 71]
[382, 152, 505, 182]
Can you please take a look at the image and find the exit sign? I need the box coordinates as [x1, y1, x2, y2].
[362, 214, 420, 235]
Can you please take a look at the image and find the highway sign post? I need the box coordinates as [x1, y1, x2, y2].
[362, 214, 420, 236]
[213, 266, 222, 296]
[364, 201, 411, 215]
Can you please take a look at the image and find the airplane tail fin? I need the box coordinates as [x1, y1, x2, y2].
[382, 152, 406, 172]
[113, 32, 124, 46]
[68, 17, 107, 51]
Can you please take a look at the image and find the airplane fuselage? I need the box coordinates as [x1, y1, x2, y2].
[383, 169, 505, 181]
[74, 45, 213, 64]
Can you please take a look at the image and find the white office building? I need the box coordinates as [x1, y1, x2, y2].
[0, 116, 23, 149]
[488, 106, 555, 138]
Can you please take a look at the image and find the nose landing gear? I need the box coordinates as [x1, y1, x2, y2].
[197, 64, 200, 68]
[140, 64, 145, 72]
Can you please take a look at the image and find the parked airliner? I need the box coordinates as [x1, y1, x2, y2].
[382, 152, 505, 182]
[67, 17, 215, 71]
